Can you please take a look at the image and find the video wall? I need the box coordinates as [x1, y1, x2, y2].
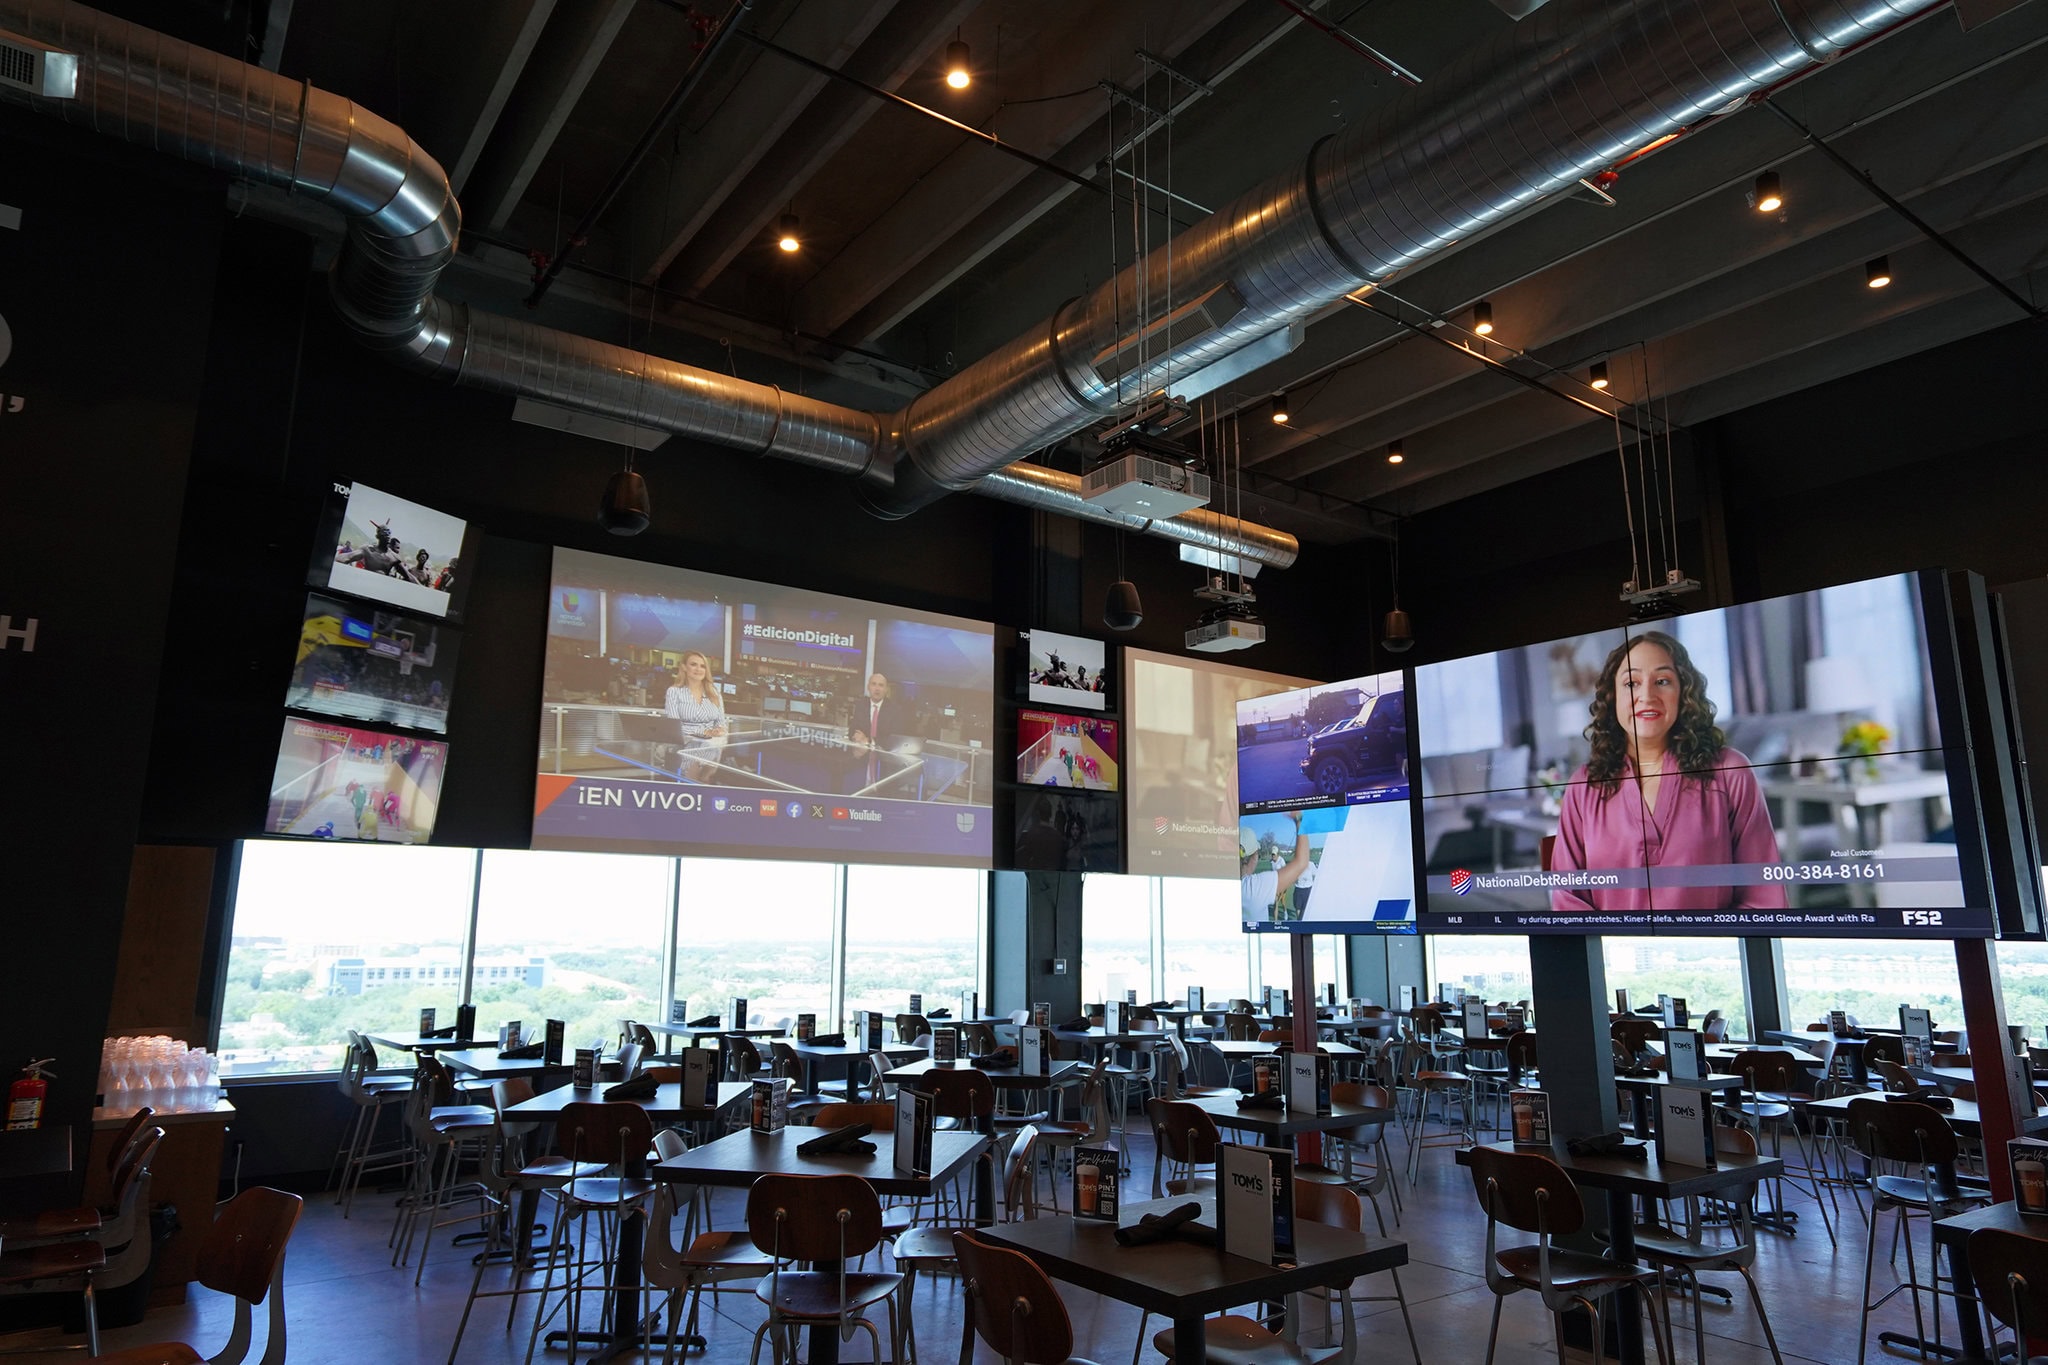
[1236, 673, 1417, 934]
[1411, 572, 1991, 937]
[534, 547, 996, 867]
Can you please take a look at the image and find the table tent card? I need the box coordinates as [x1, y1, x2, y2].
[932, 1027, 959, 1064]
[858, 1011, 885, 1051]
[729, 997, 750, 1031]
[961, 991, 978, 1022]
[1615, 989, 1631, 1015]
[909, 993, 923, 1016]
[1665, 997, 1689, 1029]
[1323, 984, 1337, 1007]
[1656, 1085, 1716, 1168]
[681, 1048, 716, 1107]
[796, 1014, 816, 1042]
[419, 1008, 436, 1034]
[544, 1019, 565, 1066]
[1829, 1009, 1851, 1037]
[1126, 989, 1139, 1006]
[669, 998, 691, 1026]
[1663, 1028, 1706, 1084]
[2011, 1137, 2048, 1216]
[1504, 1006, 1527, 1032]
[1032, 1002, 1052, 1028]
[1104, 999, 1127, 1035]
[1462, 999, 1490, 1045]
[572, 1047, 597, 1090]
[893, 1086, 934, 1177]
[500, 1020, 524, 1051]
[1287, 1050, 1332, 1116]
[1901, 1006, 1933, 1042]
[455, 1003, 476, 1040]
[1187, 986, 1205, 1013]
[1511, 1089, 1551, 1145]
[1397, 985, 1415, 1012]
[1218, 1144, 1295, 1265]
[750, 1078, 789, 1134]
[1250, 1057, 1283, 1096]
[1073, 1145, 1120, 1222]
[1020, 1025, 1050, 1077]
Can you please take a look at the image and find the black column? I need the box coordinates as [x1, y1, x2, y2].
[1528, 935, 1619, 1140]
[1740, 938, 1789, 1039]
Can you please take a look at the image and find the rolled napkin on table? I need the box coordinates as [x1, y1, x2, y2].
[1236, 1092, 1286, 1110]
[926, 1008, 952, 1019]
[1887, 1092, 1954, 1111]
[807, 1033, 848, 1048]
[1113, 1201, 1205, 1247]
[1145, 1001, 1175, 1011]
[498, 1042, 544, 1060]
[604, 1072, 659, 1101]
[1059, 1017, 1093, 1033]
[422, 1025, 458, 1039]
[796, 1122, 877, 1157]
[969, 1048, 1016, 1068]
[687, 1015, 720, 1028]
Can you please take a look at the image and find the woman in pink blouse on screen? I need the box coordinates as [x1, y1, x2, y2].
[1550, 630, 1787, 912]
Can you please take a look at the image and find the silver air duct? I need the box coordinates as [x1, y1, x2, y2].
[868, 0, 1937, 517]
[0, 0, 1296, 565]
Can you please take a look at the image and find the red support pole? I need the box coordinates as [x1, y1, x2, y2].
[1291, 933, 1323, 1166]
[1955, 936, 2023, 1201]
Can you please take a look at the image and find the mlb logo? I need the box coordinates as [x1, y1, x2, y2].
[1450, 869, 1474, 897]
[1154, 816, 1171, 835]
[760, 800, 779, 817]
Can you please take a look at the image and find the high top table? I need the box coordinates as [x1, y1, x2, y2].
[361, 1030, 478, 1054]
[979, 1193, 1406, 1365]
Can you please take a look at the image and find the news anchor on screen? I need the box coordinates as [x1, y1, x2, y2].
[852, 672, 909, 748]
[663, 649, 727, 780]
[1550, 630, 1787, 912]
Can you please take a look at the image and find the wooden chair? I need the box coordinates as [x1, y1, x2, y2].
[641, 1177, 774, 1363]
[87, 1187, 303, 1365]
[1966, 1226, 2048, 1365]
[1309, 1082, 1402, 1228]
[953, 1229, 1100, 1365]
[1144, 1099, 1221, 1199]
[1721, 1049, 1841, 1242]
[805, 1102, 898, 1130]
[0, 1127, 164, 1356]
[1469, 1146, 1673, 1365]
[1847, 1096, 1991, 1365]
[893, 1126, 1043, 1361]
[895, 1013, 932, 1045]
[746, 1173, 904, 1365]
[1632, 1125, 1785, 1364]
[1034, 1059, 1112, 1211]
[1223, 1012, 1262, 1041]
[523, 1102, 659, 1365]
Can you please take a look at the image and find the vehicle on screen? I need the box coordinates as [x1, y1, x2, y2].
[1299, 692, 1407, 795]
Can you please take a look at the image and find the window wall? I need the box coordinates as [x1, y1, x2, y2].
[1082, 874, 1348, 1008]
[218, 843, 987, 1075]
[1782, 937, 1963, 1031]
[1601, 938, 1747, 1025]
[1080, 874, 1156, 1005]
[1160, 878, 1253, 1004]
[1428, 935, 1532, 1003]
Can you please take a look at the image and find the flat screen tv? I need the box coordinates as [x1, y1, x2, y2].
[306, 480, 475, 621]
[533, 547, 995, 868]
[285, 593, 458, 734]
[1013, 788, 1120, 872]
[264, 717, 447, 844]
[1234, 671, 1416, 934]
[1017, 711, 1119, 790]
[1025, 629, 1108, 711]
[1122, 649, 1313, 877]
[1414, 571, 1991, 937]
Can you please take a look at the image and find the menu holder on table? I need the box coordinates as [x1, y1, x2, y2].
[1031, 1002, 1052, 1029]
[1286, 1050, 1331, 1116]
[1511, 1089, 1550, 1146]
[729, 997, 750, 1031]
[499, 1020, 524, 1051]
[543, 1019, 565, 1066]
[1250, 1057, 1283, 1097]
[1073, 1144, 1119, 1221]
[1664, 996, 1689, 1029]
[1462, 998, 1490, 1046]
[932, 1028, 959, 1064]
[1019, 1026, 1050, 1078]
[750, 1078, 789, 1134]
[669, 998, 690, 1027]
[1615, 988, 1631, 1015]
[1901, 1005, 1932, 1043]
[1503, 1006, 1526, 1032]
[1655, 1086, 1715, 1168]
[1663, 1028, 1706, 1084]
[1217, 1143, 1294, 1265]
[2011, 1137, 2048, 1216]
[908, 993, 923, 1017]
[1829, 1009, 1851, 1038]
[1104, 999, 1126, 1035]
[1323, 984, 1337, 1007]
[1187, 986, 1205, 1013]
[455, 1003, 476, 1041]
[893, 1087, 934, 1177]
[572, 1048, 597, 1090]
[681, 1049, 716, 1107]
[419, 1008, 436, 1035]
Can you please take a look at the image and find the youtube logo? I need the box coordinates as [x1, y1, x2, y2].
[760, 799, 779, 817]
[831, 807, 849, 820]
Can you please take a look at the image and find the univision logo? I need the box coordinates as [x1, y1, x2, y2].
[561, 590, 581, 612]
[1450, 869, 1474, 897]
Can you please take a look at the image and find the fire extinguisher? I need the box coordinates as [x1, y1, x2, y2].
[7, 1059, 55, 1131]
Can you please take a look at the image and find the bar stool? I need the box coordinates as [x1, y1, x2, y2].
[1633, 1125, 1785, 1365]
[332, 1034, 414, 1216]
[1144, 1098, 1220, 1198]
[746, 1173, 905, 1365]
[523, 1102, 659, 1365]
[952, 1231, 1100, 1365]
[1405, 1062, 1474, 1186]
[1721, 1049, 1841, 1243]
[1847, 1095, 1991, 1365]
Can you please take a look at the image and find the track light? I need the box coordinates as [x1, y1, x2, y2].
[776, 213, 800, 253]
[599, 467, 651, 536]
[1590, 360, 1609, 389]
[1753, 170, 1783, 215]
[1472, 300, 1494, 336]
[944, 39, 971, 89]
[1386, 440, 1404, 465]
[1104, 579, 1143, 632]
[1271, 392, 1291, 425]
[1866, 256, 1892, 289]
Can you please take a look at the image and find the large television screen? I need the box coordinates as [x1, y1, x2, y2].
[1017, 711, 1119, 790]
[286, 594, 458, 734]
[1235, 671, 1416, 934]
[1415, 571, 1989, 936]
[306, 480, 475, 620]
[1124, 649, 1313, 877]
[1025, 629, 1109, 711]
[1014, 789, 1120, 872]
[264, 718, 447, 844]
[533, 548, 995, 867]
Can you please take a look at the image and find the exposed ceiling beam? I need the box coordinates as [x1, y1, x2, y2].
[462, 0, 639, 233]
[400, 0, 556, 194]
[634, 0, 900, 284]
[654, 0, 985, 298]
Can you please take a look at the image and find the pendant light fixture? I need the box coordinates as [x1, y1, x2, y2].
[1381, 516, 1413, 652]
[944, 36, 971, 89]
[1590, 360, 1609, 389]
[1270, 391, 1291, 424]
[1753, 170, 1784, 214]
[1472, 300, 1494, 336]
[1865, 256, 1892, 289]
[599, 455, 651, 535]
[1104, 531, 1143, 631]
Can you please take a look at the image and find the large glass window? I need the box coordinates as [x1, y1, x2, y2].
[1082, 874, 1156, 1005]
[469, 850, 673, 1051]
[2002, 938, 2048, 1043]
[220, 841, 479, 1076]
[1256, 934, 1343, 1004]
[845, 866, 987, 1022]
[1427, 934, 1532, 1003]
[1159, 877, 1253, 1004]
[672, 859, 836, 1032]
[1782, 938, 1962, 1032]
[1601, 937, 1747, 1025]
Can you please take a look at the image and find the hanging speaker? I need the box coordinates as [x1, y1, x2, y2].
[1381, 606, 1414, 653]
[1104, 580, 1144, 631]
[599, 469, 651, 535]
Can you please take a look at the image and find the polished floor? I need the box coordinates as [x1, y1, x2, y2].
[0, 1115, 1985, 1365]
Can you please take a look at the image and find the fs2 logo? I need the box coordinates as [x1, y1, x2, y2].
[1902, 910, 1945, 927]
[1450, 869, 1474, 897]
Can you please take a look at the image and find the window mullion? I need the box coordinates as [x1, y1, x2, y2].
[460, 848, 483, 1006]
[830, 865, 849, 1032]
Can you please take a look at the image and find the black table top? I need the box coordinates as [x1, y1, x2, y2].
[436, 1048, 576, 1079]
[642, 1022, 785, 1039]
[1804, 1091, 2048, 1137]
[1459, 1140, 1783, 1200]
[1934, 1200, 2048, 1248]
[884, 1058, 1081, 1088]
[1203, 1040, 1366, 1060]
[362, 1031, 478, 1053]
[653, 1123, 989, 1195]
[503, 1080, 752, 1122]
[1612, 1072, 1745, 1093]
[1190, 1095, 1397, 1139]
[977, 1195, 1407, 1319]
[774, 1041, 922, 1062]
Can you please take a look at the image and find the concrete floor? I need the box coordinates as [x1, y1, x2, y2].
[0, 1116, 1985, 1365]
